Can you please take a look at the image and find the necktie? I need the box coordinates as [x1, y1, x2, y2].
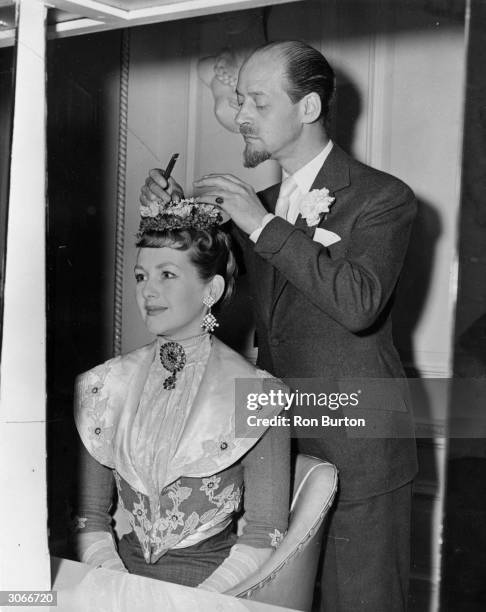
[275, 176, 298, 221]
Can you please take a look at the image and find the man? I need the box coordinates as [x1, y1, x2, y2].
[141, 41, 417, 611]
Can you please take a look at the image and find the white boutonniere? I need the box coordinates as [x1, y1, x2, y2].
[300, 188, 335, 226]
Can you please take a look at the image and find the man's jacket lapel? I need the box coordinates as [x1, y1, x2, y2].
[271, 145, 351, 316]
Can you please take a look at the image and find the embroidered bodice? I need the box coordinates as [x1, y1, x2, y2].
[73, 336, 289, 565]
[113, 466, 243, 563]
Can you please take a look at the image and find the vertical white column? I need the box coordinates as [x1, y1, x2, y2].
[0, 0, 49, 590]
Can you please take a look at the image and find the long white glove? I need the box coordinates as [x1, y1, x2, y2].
[75, 531, 128, 572]
[197, 544, 272, 592]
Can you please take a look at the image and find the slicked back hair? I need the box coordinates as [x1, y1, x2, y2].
[253, 40, 335, 125]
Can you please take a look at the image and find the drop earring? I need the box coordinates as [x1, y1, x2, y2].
[201, 295, 219, 333]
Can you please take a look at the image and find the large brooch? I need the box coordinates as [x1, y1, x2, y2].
[159, 342, 186, 390]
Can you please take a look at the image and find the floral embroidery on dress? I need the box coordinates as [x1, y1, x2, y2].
[132, 500, 150, 526]
[87, 370, 106, 395]
[167, 481, 192, 505]
[213, 483, 241, 513]
[269, 528, 286, 548]
[113, 470, 124, 502]
[165, 509, 185, 530]
[200, 475, 221, 499]
[202, 438, 236, 457]
[113, 470, 243, 563]
[78, 365, 114, 464]
[87, 399, 114, 447]
[71, 516, 87, 532]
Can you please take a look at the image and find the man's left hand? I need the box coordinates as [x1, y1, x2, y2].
[193, 174, 267, 235]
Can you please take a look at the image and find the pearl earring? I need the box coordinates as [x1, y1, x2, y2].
[201, 295, 219, 333]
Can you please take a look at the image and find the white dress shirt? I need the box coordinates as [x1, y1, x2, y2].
[250, 140, 333, 243]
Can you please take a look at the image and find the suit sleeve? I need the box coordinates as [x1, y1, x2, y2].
[254, 179, 416, 332]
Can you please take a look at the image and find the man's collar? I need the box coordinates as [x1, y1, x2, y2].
[282, 140, 334, 194]
[311, 143, 351, 194]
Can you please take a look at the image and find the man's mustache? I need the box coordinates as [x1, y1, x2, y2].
[240, 125, 258, 137]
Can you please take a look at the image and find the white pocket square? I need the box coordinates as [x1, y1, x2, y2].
[313, 228, 341, 247]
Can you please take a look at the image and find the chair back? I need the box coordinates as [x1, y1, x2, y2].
[226, 454, 338, 611]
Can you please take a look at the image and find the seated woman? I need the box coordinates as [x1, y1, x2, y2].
[71, 196, 290, 592]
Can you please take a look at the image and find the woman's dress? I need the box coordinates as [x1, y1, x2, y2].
[73, 334, 290, 587]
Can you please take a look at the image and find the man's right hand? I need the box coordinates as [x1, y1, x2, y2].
[139, 168, 185, 206]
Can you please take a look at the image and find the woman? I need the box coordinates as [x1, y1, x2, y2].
[72, 196, 290, 592]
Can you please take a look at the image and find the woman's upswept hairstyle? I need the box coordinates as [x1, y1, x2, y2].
[136, 227, 237, 308]
[255, 40, 335, 125]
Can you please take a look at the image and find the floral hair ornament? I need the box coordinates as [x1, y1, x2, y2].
[138, 197, 223, 237]
[299, 188, 335, 227]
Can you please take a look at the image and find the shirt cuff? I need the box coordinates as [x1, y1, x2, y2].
[249, 213, 276, 244]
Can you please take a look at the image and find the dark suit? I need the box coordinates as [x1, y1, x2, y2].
[237, 144, 418, 610]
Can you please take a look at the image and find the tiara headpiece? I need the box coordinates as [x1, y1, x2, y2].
[138, 197, 223, 236]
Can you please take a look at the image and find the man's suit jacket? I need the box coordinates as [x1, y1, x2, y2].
[237, 144, 418, 500]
